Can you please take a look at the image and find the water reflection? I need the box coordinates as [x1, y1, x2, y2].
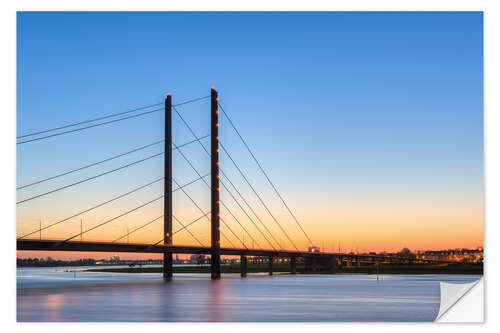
[208, 280, 228, 322]
[17, 267, 481, 322]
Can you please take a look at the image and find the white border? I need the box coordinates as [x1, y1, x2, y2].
[2, 0, 497, 331]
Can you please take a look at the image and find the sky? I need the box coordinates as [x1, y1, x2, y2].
[16, 12, 483, 259]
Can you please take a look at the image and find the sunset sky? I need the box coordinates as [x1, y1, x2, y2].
[16, 12, 483, 259]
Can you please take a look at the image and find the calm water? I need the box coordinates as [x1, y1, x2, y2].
[17, 267, 481, 322]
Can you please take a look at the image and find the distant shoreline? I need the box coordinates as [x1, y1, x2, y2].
[85, 263, 483, 275]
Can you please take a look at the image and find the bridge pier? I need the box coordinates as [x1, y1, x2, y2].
[269, 256, 273, 275]
[312, 255, 317, 272]
[240, 255, 247, 277]
[163, 253, 173, 280]
[291, 256, 297, 274]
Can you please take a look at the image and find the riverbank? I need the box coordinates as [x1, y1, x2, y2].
[86, 262, 483, 274]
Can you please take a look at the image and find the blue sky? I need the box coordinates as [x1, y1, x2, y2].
[16, 12, 483, 251]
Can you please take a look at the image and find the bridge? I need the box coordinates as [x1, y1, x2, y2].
[16, 87, 448, 279]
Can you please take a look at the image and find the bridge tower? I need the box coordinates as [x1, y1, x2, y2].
[163, 93, 173, 280]
[211, 87, 221, 279]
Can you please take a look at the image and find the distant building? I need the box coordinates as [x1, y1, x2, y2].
[189, 254, 206, 265]
[308, 246, 320, 253]
[418, 247, 483, 263]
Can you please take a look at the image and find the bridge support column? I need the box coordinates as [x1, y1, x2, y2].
[163, 93, 173, 280]
[240, 255, 247, 277]
[269, 256, 273, 275]
[210, 87, 221, 280]
[312, 255, 317, 272]
[291, 257, 297, 274]
[329, 256, 338, 271]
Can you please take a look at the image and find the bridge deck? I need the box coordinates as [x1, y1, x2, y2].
[17, 239, 310, 257]
[17, 239, 451, 263]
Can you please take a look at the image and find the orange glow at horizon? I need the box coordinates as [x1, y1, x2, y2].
[16, 156, 483, 260]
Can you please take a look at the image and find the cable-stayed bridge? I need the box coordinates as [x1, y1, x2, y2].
[16, 87, 448, 280]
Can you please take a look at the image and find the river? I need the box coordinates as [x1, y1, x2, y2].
[17, 266, 481, 322]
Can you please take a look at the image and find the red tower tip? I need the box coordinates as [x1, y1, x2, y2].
[167, 93, 171, 97]
[211, 86, 215, 90]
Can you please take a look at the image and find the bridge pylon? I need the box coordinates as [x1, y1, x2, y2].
[163, 93, 173, 280]
[211, 87, 221, 279]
